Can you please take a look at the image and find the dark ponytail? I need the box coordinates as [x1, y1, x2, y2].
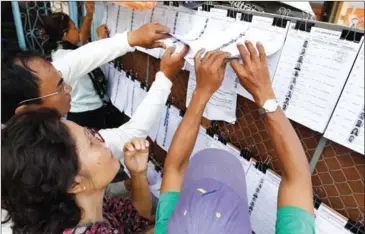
[42, 12, 70, 55]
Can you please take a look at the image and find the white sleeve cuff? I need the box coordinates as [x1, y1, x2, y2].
[113, 32, 136, 53]
[155, 71, 173, 90]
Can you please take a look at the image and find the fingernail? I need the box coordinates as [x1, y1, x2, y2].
[145, 141, 150, 147]
[237, 43, 243, 46]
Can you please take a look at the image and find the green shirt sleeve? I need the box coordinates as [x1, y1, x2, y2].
[154, 192, 180, 234]
[276, 206, 315, 234]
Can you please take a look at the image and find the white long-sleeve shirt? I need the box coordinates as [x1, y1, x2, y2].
[52, 32, 135, 88]
[52, 32, 135, 112]
[52, 48, 104, 112]
[100, 71, 171, 173]
[52, 32, 135, 113]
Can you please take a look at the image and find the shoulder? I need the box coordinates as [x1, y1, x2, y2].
[154, 192, 180, 234]
[52, 49, 73, 60]
[276, 206, 315, 234]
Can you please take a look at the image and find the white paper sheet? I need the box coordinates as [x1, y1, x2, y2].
[165, 10, 234, 63]
[146, 161, 163, 198]
[175, 16, 287, 66]
[105, 64, 116, 100]
[198, 10, 235, 35]
[315, 205, 350, 234]
[132, 81, 148, 114]
[134, 7, 169, 58]
[123, 77, 135, 118]
[245, 162, 265, 208]
[250, 170, 281, 234]
[149, 114, 162, 142]
[150, 6, 169, 24]
[178, 21, 250, 65]
[113, 70, 128, 113]
[231, 16, 288, 101]
[115, 6, 133, 34]
[190, 126, 210, 158]
[186, 71, 237, 123]
[103, 3, 118, 37]
[166, 8, 178, 32]
[226, 143, 251, 174]
[272, 23, 364, 133]
[130, 9, 147, 31]
[156, 105, 183, 151]
[324, 42, 364, 155]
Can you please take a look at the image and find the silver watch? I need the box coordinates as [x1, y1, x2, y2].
[258, 99, 279, 114]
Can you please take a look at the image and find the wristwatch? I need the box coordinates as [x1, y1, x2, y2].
[258, 99, 279, 114]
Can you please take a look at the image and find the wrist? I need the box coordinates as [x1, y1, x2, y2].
[193, 89, 211, 104]
[254, 90, 276, 107]
[160, 69, 174, 81]
[85, 14, 93, 20]
[127, 31, 139, 47]
[130, 170, 147, 178]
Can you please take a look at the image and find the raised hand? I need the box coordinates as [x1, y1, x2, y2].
[84, 2, 95, 17]
[194, 49, 230, 99]
[231, 41, 275, 106]
[123, 138, 149, 175]
[96, 24, 109, 39]
[160, 45, 189, 80]
[127, 21, 171, 49]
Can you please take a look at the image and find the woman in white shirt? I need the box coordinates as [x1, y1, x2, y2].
[42, 8, 134, 129]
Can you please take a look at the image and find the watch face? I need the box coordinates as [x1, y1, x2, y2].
[264, 100, 278, 112]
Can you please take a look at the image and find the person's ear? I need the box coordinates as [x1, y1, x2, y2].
[15, 104, 42, 114]
[68, 175, 88, 194]
[62, 31, 68, 41]
[15, 104, 27, 114]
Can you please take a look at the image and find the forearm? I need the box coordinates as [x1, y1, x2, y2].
[131, 173, 152, 219]
[164, 91, 209, 173]
[265, 109, 310, 180]
[265, 109, 313, 213]
[79, 15, 93, 45]
[52, 32, 135, 85]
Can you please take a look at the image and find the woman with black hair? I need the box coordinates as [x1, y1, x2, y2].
[2, 108, 154, 234]
[42, 4, 124, 130]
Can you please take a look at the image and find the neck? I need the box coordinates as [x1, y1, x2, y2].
[59, 40, 78, 50]
[76, 189, 106, 225]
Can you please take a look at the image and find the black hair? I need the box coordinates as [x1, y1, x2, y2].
[1, 108, 81, 234]
[1, 47, 47, 123]
[42, 12, 71, 54]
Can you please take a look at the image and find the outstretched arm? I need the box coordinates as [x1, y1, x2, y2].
[231, 41, 314, 215]
[52, 22, 171, 86]
[161, 50, 230, 193]
[99, 47, 188, 164]
[79, 2, 94, 45]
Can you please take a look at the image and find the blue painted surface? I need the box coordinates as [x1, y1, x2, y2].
[92, 2, 105, 41]
[11, 1, 26, 49]
[68, 1, 79, 28]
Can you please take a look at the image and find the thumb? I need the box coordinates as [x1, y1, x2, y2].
[164, 46, 176, 57]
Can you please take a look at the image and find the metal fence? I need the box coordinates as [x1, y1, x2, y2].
[11, 1, 104, 55]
